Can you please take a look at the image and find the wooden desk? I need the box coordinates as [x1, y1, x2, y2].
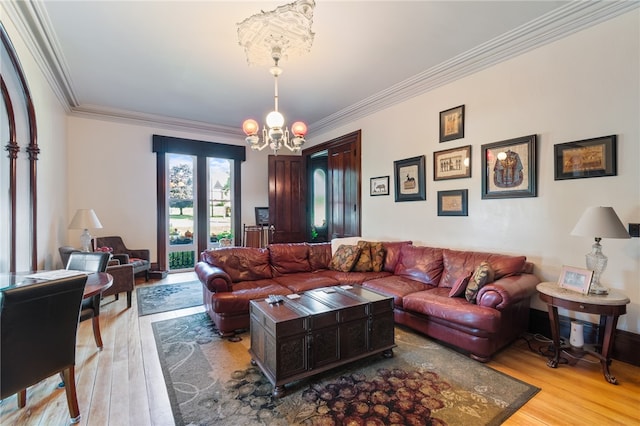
[536, 281, 629, 384]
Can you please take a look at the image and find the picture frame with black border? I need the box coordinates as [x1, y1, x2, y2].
[370, 176, 390, 196]
[439, 105, 465, 142]
[558, 265, 593, 295]
[554, 135, 617, 180]
[481, 134, 537, 199]
[255, 207, 269, 226]
[394, 156, 426, 202]
[433, 145, 471, 180]
[437, 189, 468, 216]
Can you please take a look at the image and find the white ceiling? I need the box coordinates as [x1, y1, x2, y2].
[5, 1, 637, 137]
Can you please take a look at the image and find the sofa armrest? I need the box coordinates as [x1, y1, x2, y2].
[126, 248, 150, 261]
[113, 254, 129, 264]
[477, 273, 540, 310]
[195, 261, 233, 293]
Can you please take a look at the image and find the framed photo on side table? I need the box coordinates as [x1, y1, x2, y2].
[394, 156, 426, 202]
[433, 145, 471, 180]
[558, 265, 593, 294]
[554, 135, 617, 180]
[437, 189, 468, 216]
[481, 134, 537, 199]
[370, 176, 390, 196]
[439, 105, 465, 142]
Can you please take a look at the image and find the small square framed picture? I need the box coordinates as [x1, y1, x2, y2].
[557, 265, 593, 294]
[439, 105, 465, 142]
[437, 189, 468, 216]
[370, 176, 390, 196]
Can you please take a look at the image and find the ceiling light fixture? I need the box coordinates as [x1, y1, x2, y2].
[237, 0, 315, 155]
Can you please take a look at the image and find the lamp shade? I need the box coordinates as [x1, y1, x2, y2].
[570, 206, 630, 239]
[68, 209, 103, 230]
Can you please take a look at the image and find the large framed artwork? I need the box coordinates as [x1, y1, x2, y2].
[554, 135, 617, 180]
[481, 135, 537, 199]
[394, 156, 426, 202]
[433, 145, 471, 180]
[439, 105, 465, 142]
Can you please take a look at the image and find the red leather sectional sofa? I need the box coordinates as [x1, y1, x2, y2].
[195, 241, 540, 361]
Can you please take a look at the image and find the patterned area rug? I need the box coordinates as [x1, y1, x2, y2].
[152, 312, 539, 425]
[137, 281, 202, 316]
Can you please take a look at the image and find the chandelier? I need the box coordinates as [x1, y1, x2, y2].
[237, 0, 315, 154]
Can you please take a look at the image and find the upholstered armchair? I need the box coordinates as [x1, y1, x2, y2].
[95, 236, 151, 281]
[1, 274, 88, 424]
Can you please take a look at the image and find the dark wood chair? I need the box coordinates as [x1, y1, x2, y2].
[243, 224, 268, 248]
[0, 274, 88, 424]
[66, 252, 110, 349]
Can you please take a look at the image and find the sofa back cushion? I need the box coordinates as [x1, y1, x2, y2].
[268, 243, 311, 275]
[308, 242, 332, 270]
[439, 249, 526, 288]
[202, 247, 272, 283]
[382, 241, 413, 273]
[394, 245, 443, 286]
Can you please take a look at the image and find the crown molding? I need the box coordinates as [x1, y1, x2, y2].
[310, 1, 639, 134]
[6, 0, 639, 137]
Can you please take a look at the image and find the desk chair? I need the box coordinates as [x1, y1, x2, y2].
[66, 252, 110, 349]
[0, 274, 88, 424]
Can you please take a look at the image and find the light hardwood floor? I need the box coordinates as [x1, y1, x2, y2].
[1, 272, 639, 425]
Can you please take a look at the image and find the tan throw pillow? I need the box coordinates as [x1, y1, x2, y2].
[329, 245, 362, 272]
[370, 242, 386, 272]
[465, 261, 495, 303]
[353, 241, 373, 272]
[448, 273, 472, 298]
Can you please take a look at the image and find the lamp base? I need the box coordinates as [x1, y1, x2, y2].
[80, 229, 92, 252]
[589, 283, 608, 295]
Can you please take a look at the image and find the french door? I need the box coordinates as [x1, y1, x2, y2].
[153, 135, 245, 273]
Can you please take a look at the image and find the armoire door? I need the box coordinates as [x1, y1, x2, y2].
[268, 155, 307, 243]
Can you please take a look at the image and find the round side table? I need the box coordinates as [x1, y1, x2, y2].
[536, 281, 629, 384]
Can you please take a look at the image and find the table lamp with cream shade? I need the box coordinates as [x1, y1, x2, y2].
[570, 206, 630, 295]
[68, 209, 103, 252]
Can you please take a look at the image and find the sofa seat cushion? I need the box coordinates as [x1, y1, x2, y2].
[394, 245, 444, 286]
[212, 280, 291, 315]
[202, 247, 272, 282]
[269, 243, 312, 275]
[403, 288, 501, 334]
[320, 270, 392, 285]
[274, 272, 340, 293]
[439, 249, 526, 288]
[362, 276, 434, 308]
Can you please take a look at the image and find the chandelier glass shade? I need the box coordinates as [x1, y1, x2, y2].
[238, 0, 315, 155]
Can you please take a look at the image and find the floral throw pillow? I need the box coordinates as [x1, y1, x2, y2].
[370, 242, 386, 272]
[353, 241, 373, 272]
[465, 261, 495, 303]
[329, 245, 362, 272]
[448, 273, 472, 298]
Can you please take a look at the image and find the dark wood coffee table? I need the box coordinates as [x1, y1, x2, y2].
[249, 285, 395, 397]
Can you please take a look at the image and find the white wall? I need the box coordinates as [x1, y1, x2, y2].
[311, 10, 640, 334]
[1, 6, 69, 271]
[66, 117, 270, 263]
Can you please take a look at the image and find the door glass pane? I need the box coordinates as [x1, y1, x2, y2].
[208, 158, 233, 248]
[313, 169, 326, 228]
[168, 154, 195, 271]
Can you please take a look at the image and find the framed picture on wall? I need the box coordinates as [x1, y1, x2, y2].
[394, 156, 426, 202]
[437, 189, 468, 216]
[481, 134, 537, 199]
[439, 105, 465, 142]
[554, 135, 617, 180]
[433, 145, 471, 180]
[370, 176, 390, 196]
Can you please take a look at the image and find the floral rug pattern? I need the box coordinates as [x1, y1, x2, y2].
[136, 281, 202, 316]
[152, 312, 539, 426]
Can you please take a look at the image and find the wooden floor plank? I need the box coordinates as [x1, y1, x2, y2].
[2, 271, 639, 426]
